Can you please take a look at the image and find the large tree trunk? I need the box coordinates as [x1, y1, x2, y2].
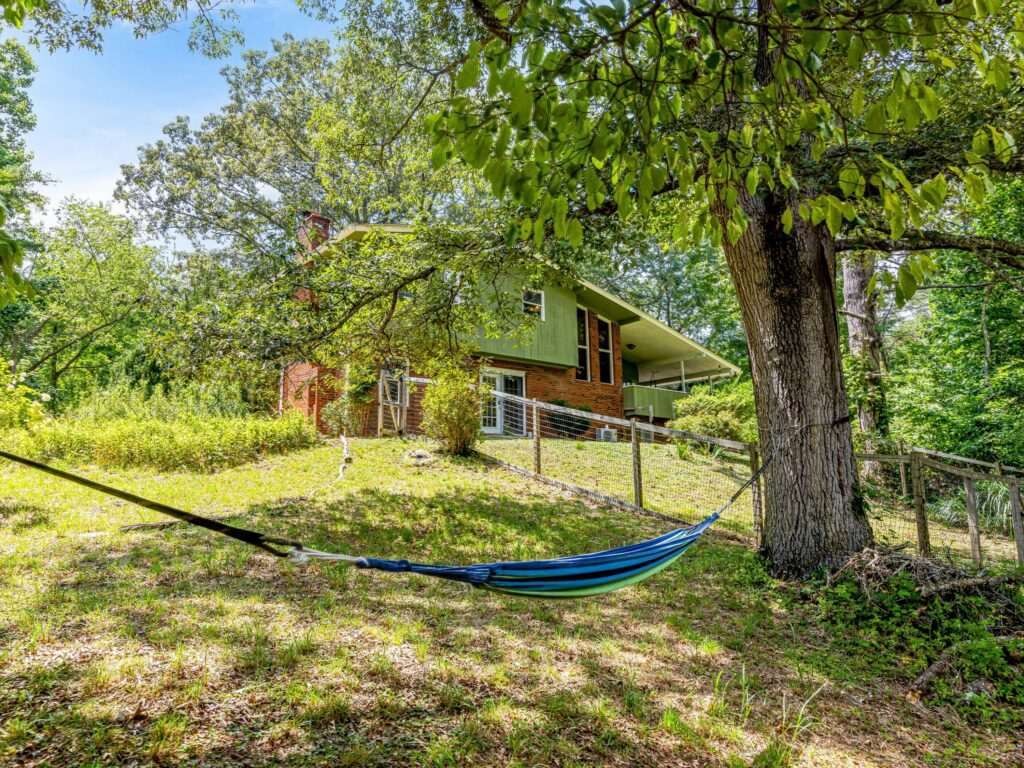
[720, 192, 873, 577]
[841, 252, 888, 482]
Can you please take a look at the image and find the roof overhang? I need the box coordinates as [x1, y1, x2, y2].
[334, 223, 414, 242]
[573, 278, 740, 381]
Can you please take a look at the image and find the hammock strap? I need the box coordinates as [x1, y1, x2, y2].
[0, 414, 850, 563]
[0, 449, 297, 558]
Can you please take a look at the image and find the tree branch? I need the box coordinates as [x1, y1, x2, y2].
[837, 229, 1024, 271]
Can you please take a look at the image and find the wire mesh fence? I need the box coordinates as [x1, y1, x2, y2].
[387, 374, 1024, 568]
[395, 376, 763, 543]
[855, 442, 1024, 568]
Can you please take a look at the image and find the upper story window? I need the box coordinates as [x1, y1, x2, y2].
[575, 307, 590, 381]
[522, 289, 545, 320]
[596, 317, 614, 384]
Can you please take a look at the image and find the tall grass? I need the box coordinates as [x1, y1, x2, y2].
[4, 379, 320, 472]
[929, 480, 1013, 534]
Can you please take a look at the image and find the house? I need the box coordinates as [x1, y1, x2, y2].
[281, 214, 740, 435]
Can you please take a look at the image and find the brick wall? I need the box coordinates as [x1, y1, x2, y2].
[281, 362, 343, 434]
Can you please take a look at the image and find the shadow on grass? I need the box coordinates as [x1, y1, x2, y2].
[0, 497, 51, 534]
[0, 478, 996, 767]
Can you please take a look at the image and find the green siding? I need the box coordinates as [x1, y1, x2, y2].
[476, 282, 578, 367]
[623, 385, 687, 420]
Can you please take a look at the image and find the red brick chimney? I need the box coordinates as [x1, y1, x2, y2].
[297, 211, 332, 256]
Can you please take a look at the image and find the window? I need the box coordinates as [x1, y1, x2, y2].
[382, 359, 409, 406]
[575, 307, 590, 381]
[596, 317, 614, 384]
[522, 289, 545, 320]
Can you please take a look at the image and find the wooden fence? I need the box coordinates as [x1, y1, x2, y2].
[854, 445, 1024, 567]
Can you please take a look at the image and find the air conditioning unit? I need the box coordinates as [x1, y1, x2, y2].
[595, 426, 618, 442]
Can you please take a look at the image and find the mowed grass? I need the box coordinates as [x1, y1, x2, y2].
[481, 438, 755, 533]
[0, 440, 1013, 767]
[482, 437, 1022, 566]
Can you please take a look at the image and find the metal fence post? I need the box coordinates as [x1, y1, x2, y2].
[532, 404, 541, 476]
[1008, 476, 1024, 566]
[630, 421, 643, 509]
[748, 443, 763, 548]
[963, 477, 982, 567]
[909, 451, 931, 557]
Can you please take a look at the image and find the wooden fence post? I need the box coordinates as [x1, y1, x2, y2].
[898, 441, 908, 497]
[748, 443, 763, 548]
[963, 477, 982, 567]
[630, 421, 643, 509]
[1008, 476, 1024, 566]
[376, 370, 384, 438]
[533, 404, 541, 475]
[910, 451, 931, 557]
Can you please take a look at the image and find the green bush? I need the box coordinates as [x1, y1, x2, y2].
[421, 366, 482, 456]
[318, 370, 378, 437]
[10, 411, 319, 472]
[0, 361, 49, 429]
[670, 377, 757, 443]
[818, 572, 1023, 729]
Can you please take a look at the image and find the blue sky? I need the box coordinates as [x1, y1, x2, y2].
[21, 3, 335, 221]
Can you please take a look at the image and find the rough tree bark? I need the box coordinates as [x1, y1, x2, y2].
[720, 191, 874, 577]
[841, 252, 888, 482]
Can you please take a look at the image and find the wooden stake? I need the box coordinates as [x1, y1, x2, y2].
[963, 477, 982, 567]
[1009, 476, 1024, 566]
[898, 440, 908, 497]
[532, 405, 541, 475]
[910, 451, 931, 557]
[630, 421, 643, 510]
[748, 443, 763, 548]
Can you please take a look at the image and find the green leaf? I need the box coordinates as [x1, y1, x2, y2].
[456, 56, 480, 91]
[897, 265, 917, 304]
[567, 218, 583, 248]
[781, 207, 794, 234]
[746, 168, 759, 196]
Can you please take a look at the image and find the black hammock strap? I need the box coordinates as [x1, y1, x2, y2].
[0, 415, 851, 561]
[0, 449, 297, 558]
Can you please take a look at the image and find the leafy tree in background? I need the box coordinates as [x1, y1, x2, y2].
[888, 181, 1024, 466]
[0, 38, 42, 308]
[404, 0, 1024, 575]
[117, 34, 485, 267]
[0, 201, 158, 401]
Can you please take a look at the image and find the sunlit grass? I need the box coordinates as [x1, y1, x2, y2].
[0, 439, 1012, 766]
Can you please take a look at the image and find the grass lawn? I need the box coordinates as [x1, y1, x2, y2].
[0, 439, 1016, 766]
[481, 437, 1022, 567]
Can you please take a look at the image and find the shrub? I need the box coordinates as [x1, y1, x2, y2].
[670, 377, 757, 443]
[0, 361, 50, 429]
[318, 370, 377, 437]
[544, 398, 592, 438]
[421, 365, 482, 456]
[66, 376, 252, 422]
[818, 572, 1024, 729]
[319, 398, 349, 438]
[11, 411, 319, 472]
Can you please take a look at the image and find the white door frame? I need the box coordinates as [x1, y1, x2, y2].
[481, 368, 526, 435]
